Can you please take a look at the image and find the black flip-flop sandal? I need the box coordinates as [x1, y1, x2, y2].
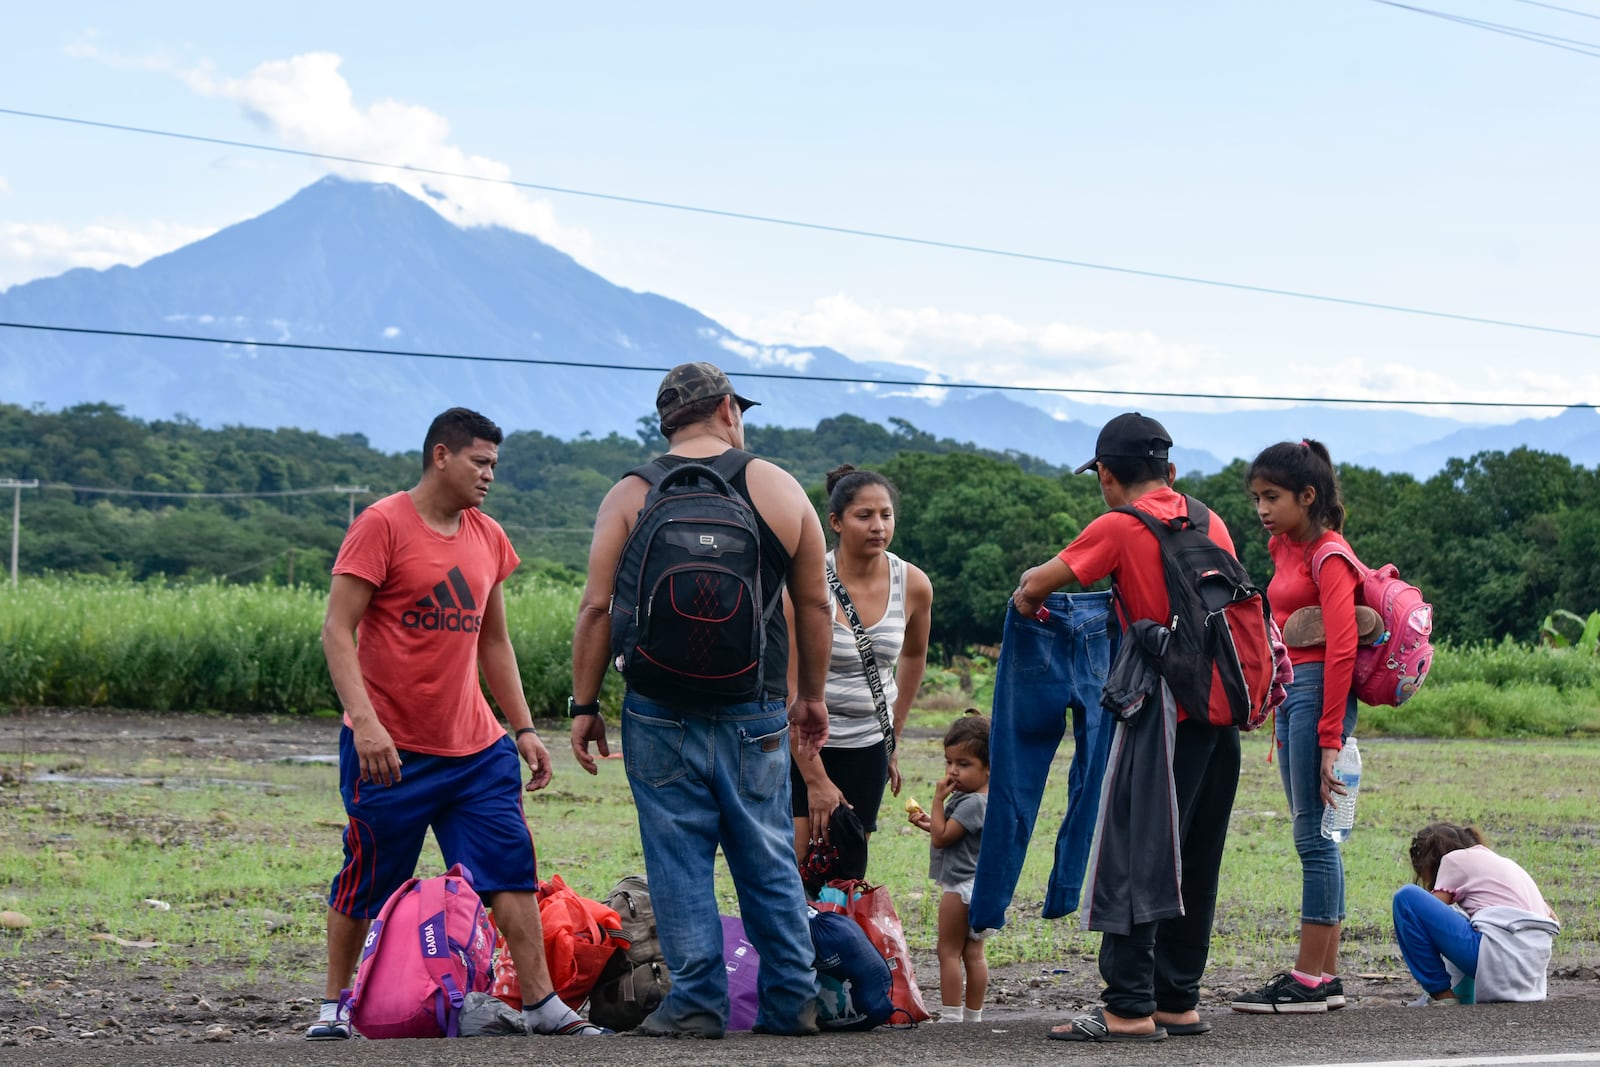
[1047, 1008, 1168, 1043]
[1163, 1019, 1213, 1036]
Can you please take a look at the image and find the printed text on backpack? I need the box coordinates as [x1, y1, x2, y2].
[346, 863, 496, 1039]
[1114, 495, 1277, 730]
[609, 450, 778, 704]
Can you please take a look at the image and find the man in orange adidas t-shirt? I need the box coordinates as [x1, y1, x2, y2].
[309, 407, 608, 1039]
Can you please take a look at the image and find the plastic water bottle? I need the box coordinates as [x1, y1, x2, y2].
[1320, 737, 1362, 842]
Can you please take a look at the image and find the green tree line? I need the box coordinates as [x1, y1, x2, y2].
[3, 401, 1596, 651]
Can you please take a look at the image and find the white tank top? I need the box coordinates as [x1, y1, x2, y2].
[824, 550, 908, 749]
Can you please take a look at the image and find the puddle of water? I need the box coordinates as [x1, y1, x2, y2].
[32, 774, 160, 786]
[29, 774, 295, 791]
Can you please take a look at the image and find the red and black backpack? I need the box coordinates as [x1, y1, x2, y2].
[1113, 495, 1277, 730]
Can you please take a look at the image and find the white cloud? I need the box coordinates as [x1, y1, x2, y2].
[716, 293, 1585, 420]
[62, 31, 179, 74]
[717, 293, 1200, 389]
[712, 333, 816, 372]
[179, 53, 593, 261]
[0, 220, 215, 288]
[0, 176, 10, 195]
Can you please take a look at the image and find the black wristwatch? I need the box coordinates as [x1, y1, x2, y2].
[567, 697, 601, 719]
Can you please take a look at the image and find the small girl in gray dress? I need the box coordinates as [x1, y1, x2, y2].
[908, 711, 990, 1023]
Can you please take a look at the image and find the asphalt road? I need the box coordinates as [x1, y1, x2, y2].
[4, 1000, 1598, 1067]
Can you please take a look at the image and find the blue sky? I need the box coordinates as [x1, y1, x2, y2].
[2, 1, 1596, 421]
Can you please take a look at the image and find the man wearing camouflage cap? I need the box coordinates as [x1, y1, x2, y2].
[570, 361, 834, 1037]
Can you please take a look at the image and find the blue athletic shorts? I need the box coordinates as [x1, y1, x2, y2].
[327, 728, 539, 917]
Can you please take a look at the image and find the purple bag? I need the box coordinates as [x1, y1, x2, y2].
[720, 915, 761, 1031]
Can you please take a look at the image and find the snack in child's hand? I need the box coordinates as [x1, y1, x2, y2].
[904, 796, 924, 817]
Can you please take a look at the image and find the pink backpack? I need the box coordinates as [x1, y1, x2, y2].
[347, 863, 497, 1039]
[1311, 544, 1434, 707]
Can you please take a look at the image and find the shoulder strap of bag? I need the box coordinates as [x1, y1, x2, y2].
[825, 557, 895, 757]
[623, 456, 671, 488]
[1108, 499, 1177, 630]
[704, 447, 755, 484]
[419, 876, 467, 1037]
[1308, 540, 1368, 586]
[711, 449, 785, 626]
[627, 448, 757, 489]
[1182, 495, 1211, 535]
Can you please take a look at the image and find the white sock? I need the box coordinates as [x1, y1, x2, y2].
[523, 992, 583, 1034]
[966, 1007, 984, 1022]
[318, 999, 340, 1024]
[940, 1004, 964, 1023]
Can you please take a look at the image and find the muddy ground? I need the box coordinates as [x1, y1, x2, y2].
[1, 710, 1595, 1049]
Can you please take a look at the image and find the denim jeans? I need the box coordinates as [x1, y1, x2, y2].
[622, 692, 819, 1036]
[1275, 663, 1359, 924]
[1392, 883, 1480, 996]
[969, 592, 1115, 930]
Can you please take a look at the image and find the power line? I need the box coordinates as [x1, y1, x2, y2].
[38, 480, 373, 499]
[1504, 0, 1600, 22]
[0, 107, 1595, 342]
[1, 319, 1590, 411]
[1369, 0, 1600, 56]
[220, 549, 295, 580]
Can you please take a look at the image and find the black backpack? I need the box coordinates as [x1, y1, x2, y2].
[609, 450, 777, 704]
[1112, 495, 1276, 731]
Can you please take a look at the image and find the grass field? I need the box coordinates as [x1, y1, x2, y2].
[2, 576, 1598, 1000]
[1, 713, 1595, 994]
[3, 575, 1598, 736]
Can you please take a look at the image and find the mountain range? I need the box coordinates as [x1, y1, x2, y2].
[3, 176, 1595, 477]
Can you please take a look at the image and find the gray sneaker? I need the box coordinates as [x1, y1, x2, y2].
[1324, 977, 1346, 1010]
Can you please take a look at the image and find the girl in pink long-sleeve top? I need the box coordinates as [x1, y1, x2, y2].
[1233, 440, 1361, 1015]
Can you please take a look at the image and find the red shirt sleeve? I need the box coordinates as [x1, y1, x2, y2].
[1315, 550, 1361, 750]
[1058, 512, 1124, 588]
[331, 503, 394, 588]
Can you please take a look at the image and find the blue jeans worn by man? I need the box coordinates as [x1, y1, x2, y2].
[622, 692, 819, 1037]
[970, 592, 1116, 931]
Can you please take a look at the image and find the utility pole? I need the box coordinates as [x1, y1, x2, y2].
[0, 479, 39, 589]
[332, 486, 369, 526]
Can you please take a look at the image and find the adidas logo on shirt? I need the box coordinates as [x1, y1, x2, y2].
[402, 566, 483, 632]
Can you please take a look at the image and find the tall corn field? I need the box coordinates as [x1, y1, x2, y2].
[0, 576, 596, 716]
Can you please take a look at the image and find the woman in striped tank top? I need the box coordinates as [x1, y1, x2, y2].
[787, 465, 933, 873]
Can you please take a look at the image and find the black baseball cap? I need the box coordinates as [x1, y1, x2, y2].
[655, 362, 760, 424]
[1073, 412, 1173, 475]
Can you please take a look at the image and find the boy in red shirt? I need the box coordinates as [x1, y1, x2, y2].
[311, 407, 608, 1039]
[1013, 413, 1240, 1044]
